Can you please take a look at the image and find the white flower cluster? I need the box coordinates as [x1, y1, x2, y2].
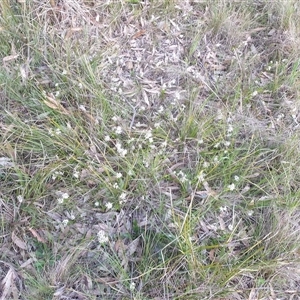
[73, 167, 80, 179]
[203, 161, 210, 168]
[129, 282, 136, 291]
[197, 171, 206, 182]
[174, 170, 188, 183]
[57, 192, 69, 204]
[114, 126, 122, 135]
[115, 142, 127, 157]
[144, 129, 153, 143]
[227, 176, 240, 191]
[49, 128, 61, 136]
[17, 195, 24, 203]
[116, 172, 122, 179]
[119, 192, 127, 204]
[97, 230, 109, 244]
[105, 202, 113, 210]
[62, 219, 69, 226]
[52, 170, 63, 180]
[226, 117, 234, 138]
[227, 183, 235, 191]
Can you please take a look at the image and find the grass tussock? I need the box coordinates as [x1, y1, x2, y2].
[1, 0, 300, 299]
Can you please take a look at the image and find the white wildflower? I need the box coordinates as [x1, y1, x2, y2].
[129, 282, 136, 291]
[78, 82, 83, 89]
[247, 210, 254, 216]
[227, 124, 233, 133]
[49, 128, 61, 136]
[224, 141, 230, 147]
[112, 116, 118, 122]
[97, 230, 109, 244]
[104, 135, 111, 142]
[57, 192, 69, 204]
[52, 171, 63, 180]
[62, 219, 69, 226]
[57, 197, 64, 204]
[115, 126, 122, 135]
[161, 140, 168, 148]
[119, 192, 127, 204]
[113, 183, 119, 189]
[228, 183, 235, 191]
[145, 129, 152, 140]
[203, 161, 210, 168]
[214, 156, 219, 164]
[115, 142, 127, 157]
[177, 170, 188, 183]
[158, 105, 164, 113]
[62, 192, 69, 199]
[73, 169, 80, 179]
[198, 139, 204, 145]
[214, 142, 220, 148]
[119, 148, 127, 157]
[175, 91, 181, 100]
[105, 202, 113, 210]
[17, 195, 24, 203]
[234, 175, 240, 182]
[79, 105, 86, 111]
[116, 172, 122, 179]
[128, 170, 134, 176]
[219, 206, 228, 213]
[94, 201, 100, 207]
[115, 141, 122, 149]
[197, 171, 205, 182]
[228, 224, 234, 231]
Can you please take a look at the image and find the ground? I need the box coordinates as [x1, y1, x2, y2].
[1, 1, 300, 299]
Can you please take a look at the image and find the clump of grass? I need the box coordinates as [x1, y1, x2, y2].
[1, 0, 300, 299]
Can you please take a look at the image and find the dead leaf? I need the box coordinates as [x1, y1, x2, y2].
[218, 216, 226, 231]
[95, 276, 119, 285]
[20, 64, 28, 83]
[19, 258, 34, 269]
[11, 231, 27, 250]
[50, 0, 56, 8]
[28, 228, 46, 243]
[3, 55, 19, 63]
[0, 268, 17, 300]
[114, 238, 126, 259]
[209, 249, 216, 262]
[126, 237, 140, 256]
[44, 95, 69, 115]
[132, 30, 146, 39]
[65, 27, 83, 39]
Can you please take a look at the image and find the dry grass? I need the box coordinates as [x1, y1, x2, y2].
[1, 0, 300, 299]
